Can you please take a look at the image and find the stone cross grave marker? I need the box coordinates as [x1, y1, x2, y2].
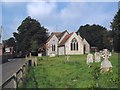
[100, 49, 112, 72]
[65, 55, 70, 62]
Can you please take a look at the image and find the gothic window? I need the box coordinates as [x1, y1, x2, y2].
[52, 45, 55, 51]
[54, 45, 55, 51]
[70, 38, 78, 51]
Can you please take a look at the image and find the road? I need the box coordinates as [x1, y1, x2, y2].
[0, 58, 26, 88]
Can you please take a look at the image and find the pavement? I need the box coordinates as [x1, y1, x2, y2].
[0, 58, 26, 88]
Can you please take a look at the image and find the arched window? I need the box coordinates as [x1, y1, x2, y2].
[52, 45, 55, 51]
[70, 38, 78, 51]
[54, 45, 55, 51]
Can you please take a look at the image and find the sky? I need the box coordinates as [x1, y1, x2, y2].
[0, 0, 119, 40]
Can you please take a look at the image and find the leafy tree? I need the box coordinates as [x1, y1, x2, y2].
[77, 24, 112, 50]
[111, 9, 120, 52]
[3, 37, 16, 53]
[3, 37, 15, 47]
[13, 16, 48, 55]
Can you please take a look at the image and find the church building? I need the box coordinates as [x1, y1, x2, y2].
[44, 30, 90, 56]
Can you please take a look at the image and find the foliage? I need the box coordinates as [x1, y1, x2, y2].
[111, 9, 120, 52]
[3, 37, 16, 53]
[13, 16, 49, 55]
[77, 24, 113, 50]
[24, 53, 119, 88]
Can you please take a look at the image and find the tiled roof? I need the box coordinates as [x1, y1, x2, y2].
[51, 32, 61, 38]
[58, 30, 68, 40]
[46, 30, 68, 43]
[59, 32, 73, 46]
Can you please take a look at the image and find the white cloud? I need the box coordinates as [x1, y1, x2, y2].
[26, 2, 117, 32]
[27, 1, 56, 18]
[1, 0, 119, 2]
[59, 2, 117, 30]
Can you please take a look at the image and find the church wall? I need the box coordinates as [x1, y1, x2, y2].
[65, 33, 84, 55]
[83, 39, 90, 54]
[58, 46, 65, 55]
[47, 35, 58, 55]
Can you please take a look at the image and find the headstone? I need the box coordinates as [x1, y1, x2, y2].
[100, 49, 112, 72]
[49, 53, 55, 57]
[100, 59, 112, 72]
[86, 54, 93, 67]
[34, 57, 38, 66]
[29, 52, 32, 57]
[94, 52, 101, 62]
[38, 53, 42, 57]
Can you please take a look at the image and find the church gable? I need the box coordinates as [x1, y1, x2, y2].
[59, 30, 69, 44]
[65, 32, 81, 45]
[65, 32, 84, 55]
[46, 34, 59, 55]
[59, 32, 73, 46]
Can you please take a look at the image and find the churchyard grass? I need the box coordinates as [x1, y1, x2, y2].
[24, 53, 119, 88]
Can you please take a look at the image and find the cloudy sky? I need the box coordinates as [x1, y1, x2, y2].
[1, 0, 119, 40]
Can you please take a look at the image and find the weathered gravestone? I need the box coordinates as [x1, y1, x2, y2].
[87, 54, 94, 67]
[94, 52, 101, 62]
[49, 53, 55, 57]
[100, 49, 112, 72]
[38, 53, 42, 57]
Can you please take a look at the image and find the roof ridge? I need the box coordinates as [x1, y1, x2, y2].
[59, 32, 73, 46]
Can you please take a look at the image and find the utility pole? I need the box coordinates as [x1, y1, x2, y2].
[0, 26, 2, 44]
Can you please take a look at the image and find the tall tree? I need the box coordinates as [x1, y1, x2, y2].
[3, 37, 16, 53]
[13, 16, 48, 55]
[111, 9, 120, 52]
[77, 24, 112, 50]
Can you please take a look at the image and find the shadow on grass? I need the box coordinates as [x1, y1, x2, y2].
[22, 66, 38, 88]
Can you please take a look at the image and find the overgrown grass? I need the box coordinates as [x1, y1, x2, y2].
[24, 53, 119, 88]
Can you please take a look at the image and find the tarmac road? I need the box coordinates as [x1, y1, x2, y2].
[0, 58, 26, 88]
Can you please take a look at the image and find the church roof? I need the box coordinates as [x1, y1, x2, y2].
[58, 30, 68, 40]
[59, 32, 73, 46]
[46, 30, 68, 43]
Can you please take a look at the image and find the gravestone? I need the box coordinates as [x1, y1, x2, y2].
[94, 52, 101, 62]
[87, 54, 93, 67]
[100, 49, 112, 72]
[38, 53, 42, 57]
[49, 53, 55, 57]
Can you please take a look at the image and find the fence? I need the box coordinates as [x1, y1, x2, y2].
[1, 61, 29, 89]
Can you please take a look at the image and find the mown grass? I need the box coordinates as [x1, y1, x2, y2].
[24, 53, 119, 88]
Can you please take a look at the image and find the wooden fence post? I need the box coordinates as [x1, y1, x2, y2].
[20, 67, 23, 82]
[13, 73, 17, 89]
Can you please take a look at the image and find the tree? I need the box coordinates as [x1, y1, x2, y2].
[111, 9, 120, 52]
[13, 16, 49, 55]
[3, 37, 16, 53]
[77, 24, 112, 50]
